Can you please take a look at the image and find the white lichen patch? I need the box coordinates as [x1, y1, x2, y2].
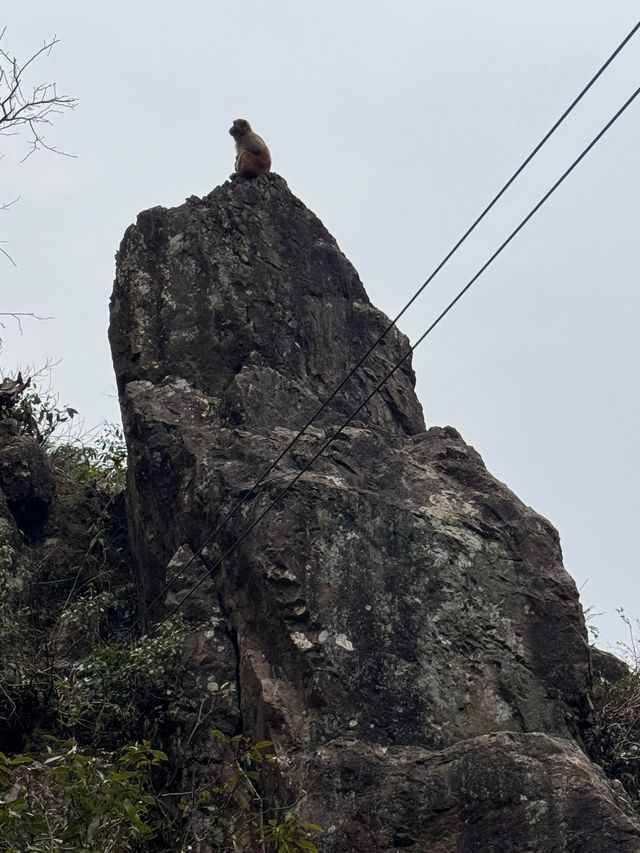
[0, 544, 16, 572]
[168, 233, 186, 255]
[172, 377, 197, 392]
[132, 269, 154, 296]
[425, 493, 484, 554]
[427, 491, 479, 520]
[0, 518, 14, 539]
[524, 799, 550, 822]
[479, 684, 515, 723]
[484, 605, 526, 658]
[290, 631, 314, 651]
[268, 566, 297, 583]
[335, 633, 354, 652]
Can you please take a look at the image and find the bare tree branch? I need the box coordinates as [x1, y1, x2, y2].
[0, 311, 52, 333]
[0, 29, 77, 265]
[0, 196, 20, 211]
[0, 240, 16, 266]
[0, 29, 77, 157]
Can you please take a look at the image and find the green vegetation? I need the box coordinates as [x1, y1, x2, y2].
[59, 616, 194, 747]
[0, 373, 79, 446]
[588, 672, 640, 806]
[586, 611, 640, 809]
[0, 734, 321, 852]
[0, 741, 167, 852]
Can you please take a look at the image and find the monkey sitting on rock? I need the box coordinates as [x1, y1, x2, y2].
[229, 119, 271, 178]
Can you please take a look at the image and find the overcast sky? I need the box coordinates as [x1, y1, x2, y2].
[1, 1, 638, 651]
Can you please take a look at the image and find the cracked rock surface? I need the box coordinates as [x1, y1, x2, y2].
[110, 173, 640, 850]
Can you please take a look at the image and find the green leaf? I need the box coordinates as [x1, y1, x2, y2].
[301, 822, 324, 832]
[9, 755, 33, 767]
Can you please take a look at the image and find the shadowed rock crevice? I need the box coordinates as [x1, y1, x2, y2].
[109, 173, 640, 851]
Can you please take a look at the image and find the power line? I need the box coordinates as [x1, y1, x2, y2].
[149, 83, 640, 637]
[129, 20, 640, 634]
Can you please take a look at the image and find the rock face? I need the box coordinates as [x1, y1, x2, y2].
[109, 174, 640, 850]
[304, 733, 640, 852]
[0, 420, 55, 542]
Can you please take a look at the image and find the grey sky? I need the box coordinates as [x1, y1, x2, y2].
[1, 1, 638, 650]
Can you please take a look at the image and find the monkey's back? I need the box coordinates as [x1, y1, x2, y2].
[235, 146, 271, 178]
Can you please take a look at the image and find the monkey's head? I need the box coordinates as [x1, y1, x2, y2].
[229, 118, 252, 139]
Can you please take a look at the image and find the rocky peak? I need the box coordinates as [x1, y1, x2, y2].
[109, 174, 640, 851]
[110, 173, 424, 438]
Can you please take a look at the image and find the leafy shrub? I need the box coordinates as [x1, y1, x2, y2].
[44, 425, 132, 641]
[0, 374, 77, 446]
[178, 729, 322, 853]
[0, 733, 322, 853]
[57, 589, 116, 650]
[588, 672, 640, 807]
[59, 617, 194, 747]
[50, 423, 127, 495]
[0, 563, 46, 743]
[587, 610, 640, 808]
[263, 811, 323, 852]
[0, 397, 133, 745]
[0, 740, 166, 852]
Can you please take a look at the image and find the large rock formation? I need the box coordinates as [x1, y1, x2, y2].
[109, 174, 640, 850]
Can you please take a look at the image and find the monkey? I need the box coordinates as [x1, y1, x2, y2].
[229, 119, 271, 178]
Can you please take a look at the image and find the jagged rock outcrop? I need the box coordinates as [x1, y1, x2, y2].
[304, 733, 640, 852]
[592, 646, 630, 684]
[0, 420, 55, 542]
[109, 174, 640, 850]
